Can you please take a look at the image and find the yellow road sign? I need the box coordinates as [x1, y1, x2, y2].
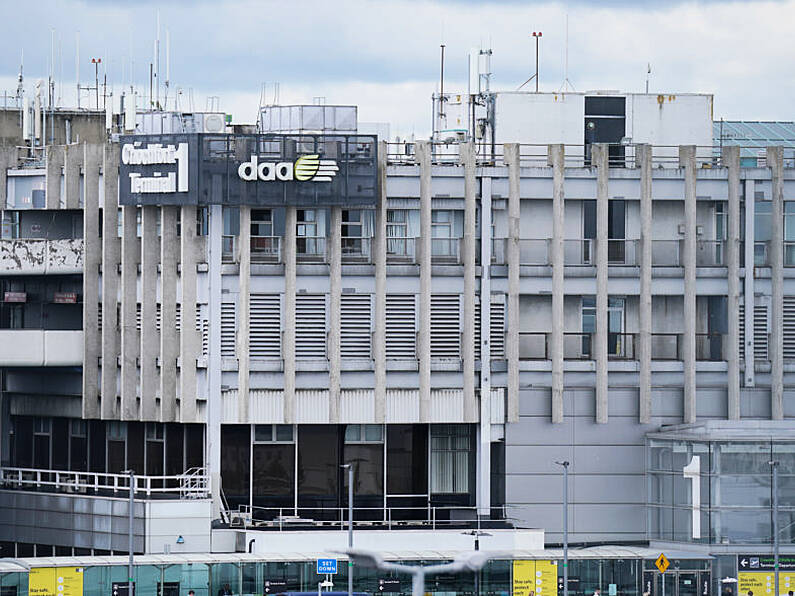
[655, 554, 670, 574]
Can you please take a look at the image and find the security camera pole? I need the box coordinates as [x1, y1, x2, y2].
[344, 548, 497, 596]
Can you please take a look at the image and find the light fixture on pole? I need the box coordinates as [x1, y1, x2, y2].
[340, 464, 354, 596]
[123, 469, 135, 596]
[770, 460, 780, 596]
[462, 530, 492, 596]
[532, 32, 542, 93]
[555, 460, 570, 596]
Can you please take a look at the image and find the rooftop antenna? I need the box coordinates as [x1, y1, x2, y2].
[75, 33, 80, 108]
[517, 32, 542, 91]
[559, 14, 575, 92]
[155, 10, 160, 109]
[16, 49, 24, 108]
[164, 28, 170, 110]
[645, 63, 651, 93]
[438, 43, 446, 129]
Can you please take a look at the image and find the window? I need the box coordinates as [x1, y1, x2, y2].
[583, 200, 625, 262]
[254, 424, 294, 443]
[785, 202, 795, 266]
[196, 207, 209, 236]
[387, 209, 410, 257]
[145, 423, 164, 441]
[755, 199, 771, 265]
[582, 296, 596, 357]
[432, 210, 455, 257]
[251, 209, 273, 237]
[342, 209, 366, 256]
[297, 209, 322, 256]
[344, 425, 384, 443]
[431, 425, 471, 494]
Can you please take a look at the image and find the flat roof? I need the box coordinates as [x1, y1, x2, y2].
[647, 420, 795, 442]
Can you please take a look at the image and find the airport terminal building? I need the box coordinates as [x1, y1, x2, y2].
[0, 89, 793, 596]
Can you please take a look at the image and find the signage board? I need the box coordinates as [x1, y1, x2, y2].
[513, 560, 558, 596]
[29, 567, 84, 596]
[263, 580, 288, 594]
[558, 577, 580, 592]
[112, 583, 135, 596]
[655, 554, 670, 574]
[53, 292, 77, 304]
[317, 559, 338, 574]
[4, 292, 26, 303]
[738, 572, 794, 595]
[378, 579, 401, 592]
[118, 134, 378, 207]
[739, 555, 795, 571]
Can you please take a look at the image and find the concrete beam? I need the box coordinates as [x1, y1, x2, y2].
[237, 206, 251, 424]
[373, 141, 387, 423]
[101, 143, 120, 420]
[179, 205, 200, 423]
[329, 206, 342, 423]
[160, 206, 178, 422]
[638, 144, 653, 424]
[45, 145, 64, 210]
[0, 146, 18, 207]
[680, 145, 697, 424]
[549, 144, 565, 424]
[283, 206, 297, 424]
[120, 204, 139, 421]
[768, 146, 784, 420]
[461, 142, 477, 423]
[504, 143, 521, 423]
[743, 180, 755, 387]
[723, 146, 741, 420]
[417, 141, 432, 423]
[64, 144, 83, 210]
[593, 144, 609, 424]
[140, 206, 159, 421]
[82, 143, 103, 419]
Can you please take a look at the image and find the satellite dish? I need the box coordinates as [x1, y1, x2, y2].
[204, 113, 225, 133]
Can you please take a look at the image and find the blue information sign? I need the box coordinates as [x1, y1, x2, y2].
[317, 559, 338, 574]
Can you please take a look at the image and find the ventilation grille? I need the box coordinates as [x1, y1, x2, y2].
[386, 294, 416, 359]
[431, 294, 461, 359]
[785, 297, 795, 359]
[341, 294, 372, 359]
[754, 303, 768, 361]
[739, 302, 745, 358]
[474, 295, 506, 360]
[296, 294, 326, 358]
[221, 302, 237, 357]
[250, 294, 281, 359]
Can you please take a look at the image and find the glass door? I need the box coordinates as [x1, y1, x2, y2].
[678, 573, 699, 596]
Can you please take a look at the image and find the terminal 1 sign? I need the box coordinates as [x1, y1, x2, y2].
[118, 133, 376, 207]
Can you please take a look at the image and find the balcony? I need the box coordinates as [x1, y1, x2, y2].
[431, 237, 461, 264]
[386, 236, 416, 263]
[787, 242, 795, 267]
[564, 239, 593, 265]
[696, 333, 724, 361]
[296, 236, 327, 262]
[696, 240, 726, 267]
[519, 332, 548, 359]
[652, 333, 681, 360]
[652, 240, 682, 266]
[341, 236, 371, 263]
[0, 329, 83, 366]
[0, 238, 83, 275]
[251, 235, 281, 263]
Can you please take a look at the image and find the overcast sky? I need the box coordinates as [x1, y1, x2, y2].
[2, 0, 793, 138]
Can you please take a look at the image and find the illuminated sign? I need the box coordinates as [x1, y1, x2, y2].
[238, 154, 339, 183]
[122, 141, 189, 194]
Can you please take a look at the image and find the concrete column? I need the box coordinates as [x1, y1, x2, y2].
[638, 144, 653, 424]
[0, 146, 18, 206]
[120, 204, 139, 421]
[743, 180, 755, 387]
[45, 145, 64, 210]
[140, 206, 159, 421]
[478, 175, 493, 517]
[373, 141, 387, 423]
[101, 143, 120, 420]
[160, 206, 178, 422]
[680, 145, 697, 424]
[417, 141, 432, 423]
[179, 205, 200, 422]
[207, 204, 224, 517]
[237, 206, 251, 424]
[593, 144, 609, 424]
[549, 144, 565, 424]
[723, 146, 741, 420]
[283, 206, 297, 424]
[768, 146, 784, 420]
[461, 142, 477, 423]
[64, 144, 82, 210]
[82, 143, 103, 419]
[505, 143, 521, 423]
[329, 206, 342, 423]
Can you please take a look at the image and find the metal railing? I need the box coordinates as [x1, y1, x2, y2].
[608, 332, 635, 360]
[341, 236, 372, 262]
[786, 242, 795, 267]
[251, 235, 281, 262]
[755, 241, 770, 266]
[386, 236, 416, 262]
[0, 466, 209, 499]
[651, 333, 681, 360]
[296, 236, 327, 261]
[224, 504, 508, 531]
[696, 240, 726, 266]
[564, 239, 593, 265]
[222, 235, 237, 263]
[519, 332, 548, 360]
[431, 238, 461, 263]
[652, 240, 682, 266]
[564, 332, 592, 359]
[519, 239, 550, 265]
[696, 333, 724, 361]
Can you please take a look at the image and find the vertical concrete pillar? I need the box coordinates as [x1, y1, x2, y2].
[101, 143, 121, 420]
[373, 141, 387, 422]
[237, 206, 251, 424]
[0, 146, 18, 206]
[768, 146, 784, 420]
[160, 206, 178, 422]
[120, 204, 139, 421]
[478, 175, 493, 517]
[723, 146, 741, 420]
[638, 144, 653, 424]
[505, 143, 521, 423]
[82, 143, 103, 419]
[549, 144, 565, 424]
[283, 206, 297, 424]
[461, 142, 477, 423]
[593, 144, 609, 424]
[329, 206, 342, 423]
[140, 205, 159, 421]
[207, 204, 224, 517]
[743, 180, 755, 387]
[680, 145, 697, 424]
[179, 205, 199, 422]
[417, 141, 432, 423]
[64, 144, 82, 210]
[45, 145, 64, 210]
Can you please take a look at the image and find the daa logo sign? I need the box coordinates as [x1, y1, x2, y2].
[238, 154, 339, 183]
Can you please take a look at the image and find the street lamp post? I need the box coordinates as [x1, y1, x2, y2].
[341, 464, 354, 596]
[462, 530, 492, 596]
[531, 32, 542, 92]
[770, 460, 780, 596]
[124, 469, 135, 596]
[555, 461, 570, 596]
[344, 548, 497, 596]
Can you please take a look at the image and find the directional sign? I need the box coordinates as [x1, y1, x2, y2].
[112, 582, 136, 596]
[317, 559, 338, 574]
[378, 579, 401, 592]
[558, 577, 580, 592]
[739, 555, 795, 572]
[264, 580, 288, 594]
[655, 554, 670, 574]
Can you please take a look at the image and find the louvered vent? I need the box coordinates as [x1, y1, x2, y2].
[784, 297, 795, 359]
[386, 294, 416, 359]
[341, 294, 372, 359]
[490, 296, 506, 359]
[754, 303, 768, 361]
[199, 316, 209, 357]
[250, 294, 281, 358]
[98, 303, 102, 331]
[739, 302, 745, 359]
[296, 294, 326, 358]
[431, 294, 461, 359]
[221, 302, 237, 357]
